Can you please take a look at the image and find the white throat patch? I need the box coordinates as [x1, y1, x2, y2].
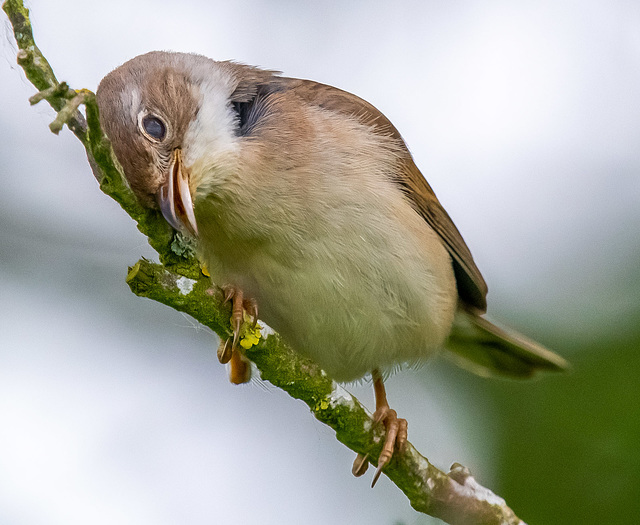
[182, 77, 241, 196]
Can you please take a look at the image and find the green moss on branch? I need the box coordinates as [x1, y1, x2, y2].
[125, 259, 525, 525]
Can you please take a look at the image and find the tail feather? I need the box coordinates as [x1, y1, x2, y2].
[444, 308, 570, 379]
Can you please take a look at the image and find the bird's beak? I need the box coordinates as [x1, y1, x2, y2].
[157, 148, 198, 237]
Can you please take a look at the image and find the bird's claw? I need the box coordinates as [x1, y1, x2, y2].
[222, 285, 259, 349]
[219, 285, 258, 384]
[217, 337, 233, 364]
[370, 406, 407, 487]
[352, 453, 370, 477]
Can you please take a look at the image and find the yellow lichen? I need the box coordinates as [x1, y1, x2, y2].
[239, 324, 262, 349]
[230, 311, 263, 350]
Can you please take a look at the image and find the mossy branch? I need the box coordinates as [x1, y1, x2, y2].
[3, 1, 526, 523]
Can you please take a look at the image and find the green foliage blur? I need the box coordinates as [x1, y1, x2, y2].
[483, 272, 640, 524]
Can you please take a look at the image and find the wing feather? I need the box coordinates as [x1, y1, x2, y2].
[277, 78, 488, 311]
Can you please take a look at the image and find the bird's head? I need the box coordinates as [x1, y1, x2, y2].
[96, 51, 276, 237]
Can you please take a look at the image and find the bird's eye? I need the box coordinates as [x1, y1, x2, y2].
[141, 115, 167, 141]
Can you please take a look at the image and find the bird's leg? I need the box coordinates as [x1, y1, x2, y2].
[216, 285, 259, 384]
[352, 369, 408, 487]
[370, 369, 408, 486]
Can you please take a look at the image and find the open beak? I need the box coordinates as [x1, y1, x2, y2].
[157, 148, 198, 237]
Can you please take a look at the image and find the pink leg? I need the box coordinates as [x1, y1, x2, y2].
[217, 285, 258, 385]
[352, 369, 408, 487]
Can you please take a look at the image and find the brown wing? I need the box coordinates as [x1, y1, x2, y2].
[275, 77, 488, 311]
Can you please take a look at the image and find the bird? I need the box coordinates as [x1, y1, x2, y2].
[96, 51, 568, 486]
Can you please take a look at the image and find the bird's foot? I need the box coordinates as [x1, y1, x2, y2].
[370, 405, 407, 487]
[352, 369, 408, 487]
[353, 407, 408, 486]
[216, 285, 259, 384]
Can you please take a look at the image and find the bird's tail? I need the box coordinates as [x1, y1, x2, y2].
[444, 307, 570, 378]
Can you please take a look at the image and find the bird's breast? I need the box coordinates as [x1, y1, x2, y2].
[194, 177, 457, 381]
[191, 105, 457, 380]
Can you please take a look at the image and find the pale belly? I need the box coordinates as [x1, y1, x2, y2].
[200, 213, 458, 382]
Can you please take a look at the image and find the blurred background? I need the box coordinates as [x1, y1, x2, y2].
[1, 0, 639, 523]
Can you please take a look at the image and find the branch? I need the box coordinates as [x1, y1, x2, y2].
[3, 2, 526, 523]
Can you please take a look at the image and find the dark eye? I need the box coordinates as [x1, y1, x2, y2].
[141, 115, 166, 140]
